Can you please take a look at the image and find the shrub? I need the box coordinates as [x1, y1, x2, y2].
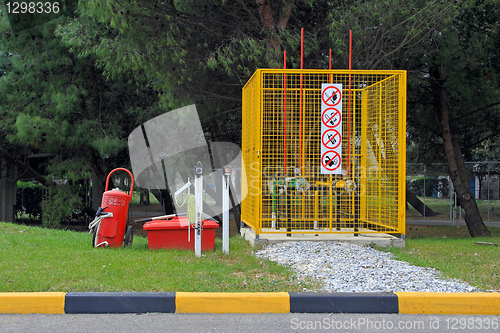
[16, 181, 44, 220]
[41, 185, 84, 228]
[407, 176, 449, 197]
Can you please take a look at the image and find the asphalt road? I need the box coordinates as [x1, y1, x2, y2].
[1, 313, 499, 333]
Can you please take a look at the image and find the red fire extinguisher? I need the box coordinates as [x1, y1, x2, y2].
[90, 168, 134, 248]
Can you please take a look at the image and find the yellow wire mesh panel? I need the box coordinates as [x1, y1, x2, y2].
[241, 71, 261, 232]
[241, 69, 406, 236]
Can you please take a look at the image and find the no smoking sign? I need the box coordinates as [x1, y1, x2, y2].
[320, 83, 342, 174]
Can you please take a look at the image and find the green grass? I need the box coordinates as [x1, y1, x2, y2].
[406, 196, 500, 221]
[386, 226, 500, 291]
[0, 222, 316, 292]
[3, 221, 499, 293]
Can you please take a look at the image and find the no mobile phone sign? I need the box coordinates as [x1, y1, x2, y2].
[322, 129, 341, 149]
[320, 83, 342, 174]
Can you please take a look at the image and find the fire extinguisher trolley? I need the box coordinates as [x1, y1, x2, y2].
[89, 168, 134, 248]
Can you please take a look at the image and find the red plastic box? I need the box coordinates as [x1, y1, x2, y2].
[143, 216, 219, 251]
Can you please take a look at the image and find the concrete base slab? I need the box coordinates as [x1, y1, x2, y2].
[240, 227, 405, 248]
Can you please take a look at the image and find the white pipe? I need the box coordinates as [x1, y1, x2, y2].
[222, 172, 230, 254]
[194, 173, 203, 257]
[175, 180, 192, 198]
[188, 177, 190, 242]
[88, 213, 113, 248]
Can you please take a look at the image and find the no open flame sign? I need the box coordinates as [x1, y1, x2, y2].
[320, 83, 342, 174]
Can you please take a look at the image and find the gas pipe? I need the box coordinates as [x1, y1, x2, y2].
[90, 168, 134, 248]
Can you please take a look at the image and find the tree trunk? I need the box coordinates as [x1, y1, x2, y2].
[151, 189, 175, 215]
[477, 175, 484, 200]
[140, 189, 150, 206]
[91, 171, 105, 212]
[256, 0, 294, 65]
[406, 187, 439, 217]
[430, 66, 491, 237]
[0, 158, 17, 223]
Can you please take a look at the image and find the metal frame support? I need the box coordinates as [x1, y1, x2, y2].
[222, 166, 231, 254]
[194, 166, 203, 257]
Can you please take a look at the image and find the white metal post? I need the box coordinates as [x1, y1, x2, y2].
[222, 168, 230, 254]
[487, 169, 490, 222]
[194, 171, 203, 257]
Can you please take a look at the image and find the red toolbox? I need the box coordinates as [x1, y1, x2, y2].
[143, 216, 219, 251]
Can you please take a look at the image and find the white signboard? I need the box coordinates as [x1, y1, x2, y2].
[320, 83, 342, 174]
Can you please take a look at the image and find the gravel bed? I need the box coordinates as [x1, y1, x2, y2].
[255, 241, 479, 293]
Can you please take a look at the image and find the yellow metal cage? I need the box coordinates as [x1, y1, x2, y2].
[241, 69, 406, 237]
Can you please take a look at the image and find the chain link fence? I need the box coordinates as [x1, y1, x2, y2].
[407, 162, 500, 223]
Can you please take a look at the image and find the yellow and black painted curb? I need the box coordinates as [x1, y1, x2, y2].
[0, 292, 498, 315]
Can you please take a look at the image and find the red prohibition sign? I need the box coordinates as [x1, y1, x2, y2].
[322, 129, 342, 149]
[322, 108, 341, 128]
[322, 86, 342, 106]
[321, 151, 341, 171]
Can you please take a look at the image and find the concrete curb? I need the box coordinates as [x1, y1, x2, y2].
[176, 292, 290, 313]
[1, 292, 499, 314]
[65, 292, 176, 314]
[396, 292, 500, 315]
[0, 292, 65, 314]
[289, 293, 399, 314]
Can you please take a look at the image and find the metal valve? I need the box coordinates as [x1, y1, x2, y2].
[344, 179, 357, 193]
[295, 178, 310, 194]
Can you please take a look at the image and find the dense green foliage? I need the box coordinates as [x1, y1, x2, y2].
[0, 9, 164, 225]
[406, 0, 500, 162]
[0, 0, 498, 227]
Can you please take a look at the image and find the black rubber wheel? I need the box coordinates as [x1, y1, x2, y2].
[124, 225, 134, 247]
